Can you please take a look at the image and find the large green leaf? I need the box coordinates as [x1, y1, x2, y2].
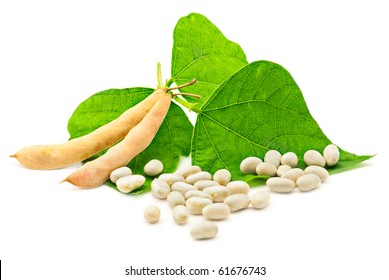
[192, 61, 371, 179]
[67, 87, 193, 194]
[171, 13, 248, 105]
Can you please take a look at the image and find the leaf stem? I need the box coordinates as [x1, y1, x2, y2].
[173, 96, 201, 113]
[172, 92, 201, 99]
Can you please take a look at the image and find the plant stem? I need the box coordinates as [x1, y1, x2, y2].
[167, 79, 197, 91]
[172, 92, 201, 99]
[173, 96, 201, 113]
[157, 62, 163, 88]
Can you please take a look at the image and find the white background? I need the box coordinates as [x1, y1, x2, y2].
[1, 1, 388, 279]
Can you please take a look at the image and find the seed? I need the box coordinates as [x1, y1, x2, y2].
[264, 150, 282, 168]
[175, 165, 202, 178]
[151, 178, 170, 199]
[323, 144, 340, 166]
[304, 166, 329, 182]
[250, 191, 270, 209]
[277, 164, 292, 177]
[203, 186, 231, 202]
[186, 171, 212, 185]
[184, 190, 213, 201]
[240, 157, 262, 174]
[304, 150, 325, 167]
[167, 191, 186, 208]
[226, 180, 250, 194]
[280, 152, 298, 167]
[224, 194, 250, 212]
[194, 180, 220, 191]
[186, 197, 213, 215]
[296, 174, 321, 192]
[172, 205, 190, 224]
[281, 168, 304, 182]
[109, 166, 132, 183]
[158, 173, 185, 186]
[171, 181, 197, 195]
[266, 177, 295, 193]
[116, 175, 145, 193]
[190, 221, 218, 240]
[144, 205, 160, 223]
[213, 169, 231, 185]
[202, 203, 230, 220]
[144, 159, 163, 176]
[256, 162, 277, 177]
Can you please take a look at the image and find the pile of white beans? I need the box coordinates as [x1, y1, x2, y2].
[109, 144, 339, 240]
[242, 144, 339, 193]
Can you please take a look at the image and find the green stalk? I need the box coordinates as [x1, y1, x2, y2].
[173, 96, 201, 113]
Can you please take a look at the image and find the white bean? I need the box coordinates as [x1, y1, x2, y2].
[175, 165, 202, 178]
[240, 157, 262, 174]
[151, 178, 170, 199]
[144, 205, 160, 223]
[250, 191, 270, 209]
[213, 169, 231, 185]
[186, 197, 213, 215]
[184, 190, 213, 201]
[296, 174, 321, 192]
[202, 203, 230, 220]
[224, 194, 250, 212]
[194, 180, 220, 191]
[277, 164, 292, 177]
[281, 168, 304, 182]
[264, 150, 282, 168]
[186, 171, 212, 185]
[190, 221, 218, 240]
[110, 166, 132, 183]
[304, 150, 325, 167]
[172, 205, 190, 225]
[226, 180, 250, 194]
[171, 182, 197, 195]
[304, 166, 329, 182]
[203, 186, 231, 202]
[280, 152, 298, 167]
[116, 175, 145, 193]
[167, 191, 186, 208]
[323, 144, 340, 166]
[266, 177, 295, 193]
[144, 159, 163, 176]
[158, 173, 185, 186]
[256, 162, 277, 177]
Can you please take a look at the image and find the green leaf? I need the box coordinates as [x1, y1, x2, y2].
[171, 13, 248, 106]
[67, 87, 193, 194]
[191, 61, 372, 179]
